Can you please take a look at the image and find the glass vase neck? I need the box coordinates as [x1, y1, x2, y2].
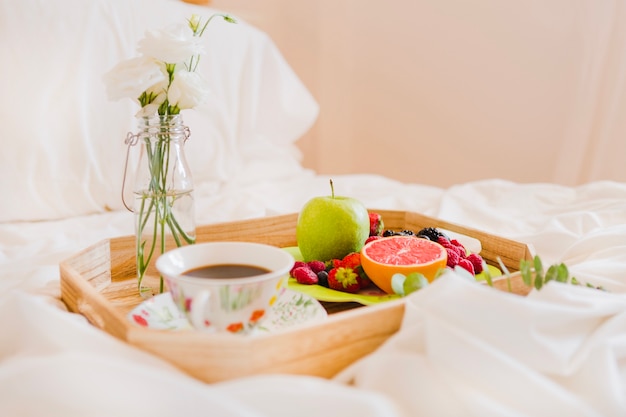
[137, 114, 188, 140]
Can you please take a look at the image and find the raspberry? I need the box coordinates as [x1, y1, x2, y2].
[292, 266, 318, 285]
[438, 237, 465, 258]
[465, 253, 484, 274]
[290, 261, 308, 277]
[365, 235, 382, 245]
[307, 260, 326, 274]
[446, 247, 460, 268]
[457, 258, 475, 275]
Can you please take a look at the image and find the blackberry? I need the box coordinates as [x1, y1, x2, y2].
[400, 229, 415, 236]
[382, 229, 397, 237]
[417, 227, 445, 242]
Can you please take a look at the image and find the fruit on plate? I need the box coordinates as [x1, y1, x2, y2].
[360, 235, 448, 294]
[289, 251, 372, 293]
[368, 212, 384, 236]
[296, 179, 370, 262]
[381, 226, 486, 277]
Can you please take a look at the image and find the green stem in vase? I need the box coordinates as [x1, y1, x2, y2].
[135, 121, 195, 296]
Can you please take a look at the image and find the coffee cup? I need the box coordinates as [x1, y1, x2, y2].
[155, 241, 295, 334]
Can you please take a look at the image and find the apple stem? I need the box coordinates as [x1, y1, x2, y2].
[329, 178, 335, 199]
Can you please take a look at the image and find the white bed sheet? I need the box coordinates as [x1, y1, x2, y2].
[2, 175, 626, 416]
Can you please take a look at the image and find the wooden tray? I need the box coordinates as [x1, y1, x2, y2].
[59, 210, 535, 383]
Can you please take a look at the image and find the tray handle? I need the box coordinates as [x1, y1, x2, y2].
[77, 299, 106, 328]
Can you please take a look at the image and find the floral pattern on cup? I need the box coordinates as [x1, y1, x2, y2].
[127, 289, 326, 334]
[169, 278, 285, 333]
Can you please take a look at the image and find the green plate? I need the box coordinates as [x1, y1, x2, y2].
[283, 246, 401, 305]
[282, 246, 501, 305]
[475, 264, 503, 281]
[288, 278, 402, 305]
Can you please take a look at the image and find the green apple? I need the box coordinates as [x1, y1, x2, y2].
[296, 180, 370, 262]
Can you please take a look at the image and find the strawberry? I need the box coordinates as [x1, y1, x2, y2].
[368, 212, 385, 236]
[340, 252, 361, 269]
[334, 252, 372, 289]
[292, 266, 319, 285]
[328, 266, 361, 293]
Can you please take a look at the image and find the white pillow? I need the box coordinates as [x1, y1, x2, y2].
[0, 0, 318, 222]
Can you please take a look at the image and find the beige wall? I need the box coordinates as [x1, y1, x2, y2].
[211, 0, 626, 187]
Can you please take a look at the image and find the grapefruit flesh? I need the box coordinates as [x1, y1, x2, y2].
[360, 236, 448, 294]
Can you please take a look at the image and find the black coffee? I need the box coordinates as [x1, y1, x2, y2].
[184, 264, 270, 279]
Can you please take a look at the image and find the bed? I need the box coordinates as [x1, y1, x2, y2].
[2, 0, 626, 416]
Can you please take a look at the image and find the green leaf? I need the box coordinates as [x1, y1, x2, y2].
[483, 264, 494, 287]
[391, 272, 429, 296]
[534, 274, 543, 290]
[556, 263, 569, 283]
[544, 265, 558, 283]
[403, 273, 429, 295]
[391, 273, 407, 296]
[520, 259, 532, 287]
[533, 255, 544, 282]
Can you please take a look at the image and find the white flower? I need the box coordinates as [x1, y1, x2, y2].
[135, 80, 168, 117]
[104, 56, 166, 102]
[104, 14, 235, 115]
[138, 23, 204, 64]
[167, 70, 210, 110]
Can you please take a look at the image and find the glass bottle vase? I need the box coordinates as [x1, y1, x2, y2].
[130, 114, 196, 298]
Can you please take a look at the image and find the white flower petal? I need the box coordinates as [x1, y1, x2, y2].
[167, 70, 210, 110]
[138, 24, 204, 64]
[103, 56, 167, 101]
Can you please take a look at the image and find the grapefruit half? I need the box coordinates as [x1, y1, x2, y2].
[360, 235, 448, 294]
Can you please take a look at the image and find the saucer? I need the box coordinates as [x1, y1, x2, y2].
[128, 289, 327, 334]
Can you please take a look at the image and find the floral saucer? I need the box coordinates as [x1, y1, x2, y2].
[128, 289, 327, 334]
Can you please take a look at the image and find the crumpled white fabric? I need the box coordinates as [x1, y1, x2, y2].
[337, 271, 626, 417]
[3, 177, 626, 416]
[0, 0, 318, 222]
[0, 291, 401, 417]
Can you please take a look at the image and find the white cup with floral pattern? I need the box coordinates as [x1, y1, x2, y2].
[156, 241, 294, 334]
